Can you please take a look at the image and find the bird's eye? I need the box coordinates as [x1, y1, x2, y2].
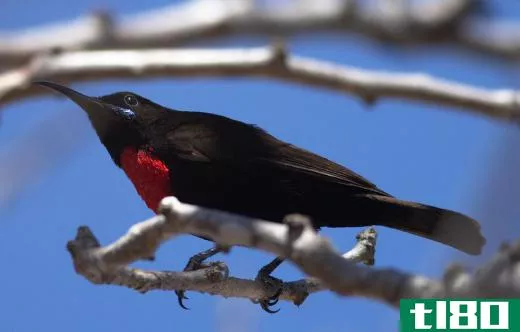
[124, 95, 139, 107]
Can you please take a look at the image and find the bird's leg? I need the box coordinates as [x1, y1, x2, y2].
[176, 246, 224, 310]
[252, 257, 285, 313]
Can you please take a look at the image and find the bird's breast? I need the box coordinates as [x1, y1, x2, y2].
[120, 146, 172, 212]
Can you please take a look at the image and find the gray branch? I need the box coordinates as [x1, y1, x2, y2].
[2, 0, 515, 67]
[2, 45, 520, 122]
[66, 205, 377, 305]
[67, 196, 520, 309]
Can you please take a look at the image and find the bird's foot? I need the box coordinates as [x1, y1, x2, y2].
[253, 268, 284, 314]
[176, 246, 222, 310]
[175, 289, 190, 310]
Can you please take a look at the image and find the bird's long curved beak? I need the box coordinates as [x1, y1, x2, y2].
[33, 81, 104, 115]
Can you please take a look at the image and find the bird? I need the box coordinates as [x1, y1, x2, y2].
[35, 81, 486, 313]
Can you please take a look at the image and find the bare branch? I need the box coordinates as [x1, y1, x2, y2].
[66, 212, 377, 305]
[1, 0, 514, 68]
[67, 196, 520, 309]
[2, 45, 519, 121]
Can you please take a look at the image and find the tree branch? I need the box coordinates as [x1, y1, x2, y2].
[66, 207, 377, 305]
[1, 0, 515, 68]
[67, 196, 520, 309]
[2, 45, 519, 122]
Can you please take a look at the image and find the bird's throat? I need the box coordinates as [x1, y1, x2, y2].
[120, 146, 171, 212]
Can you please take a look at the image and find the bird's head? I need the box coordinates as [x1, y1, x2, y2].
[34, 81, 169, 164]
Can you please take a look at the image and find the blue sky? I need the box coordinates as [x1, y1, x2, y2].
[1, 1, 520, 331]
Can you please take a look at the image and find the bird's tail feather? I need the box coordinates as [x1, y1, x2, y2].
[356, 195, 486, 255]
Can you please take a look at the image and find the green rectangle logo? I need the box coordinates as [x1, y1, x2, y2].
[400, 299, 520, 331]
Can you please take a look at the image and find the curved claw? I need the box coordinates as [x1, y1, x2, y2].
[250, 288, 282, 313]
[267, 288, 282, 306]
[256, 281, 283, 313]
[260, 300, 280, 314]
[176, 290, 190, 310]
[253, 258, 285, 313]
[174, 246, 223, 311]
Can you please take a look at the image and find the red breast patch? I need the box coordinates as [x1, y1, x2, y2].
[120, 146, 171, 212]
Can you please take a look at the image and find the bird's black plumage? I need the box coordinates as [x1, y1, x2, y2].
[35, 81, 486, 311]
[101, 89, 484, 254]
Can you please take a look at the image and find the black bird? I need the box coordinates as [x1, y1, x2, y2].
[36, 81, 486, 312]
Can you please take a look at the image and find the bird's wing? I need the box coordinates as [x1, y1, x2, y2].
[163, 117, 390, 197]
[257, 142, 391, 196]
